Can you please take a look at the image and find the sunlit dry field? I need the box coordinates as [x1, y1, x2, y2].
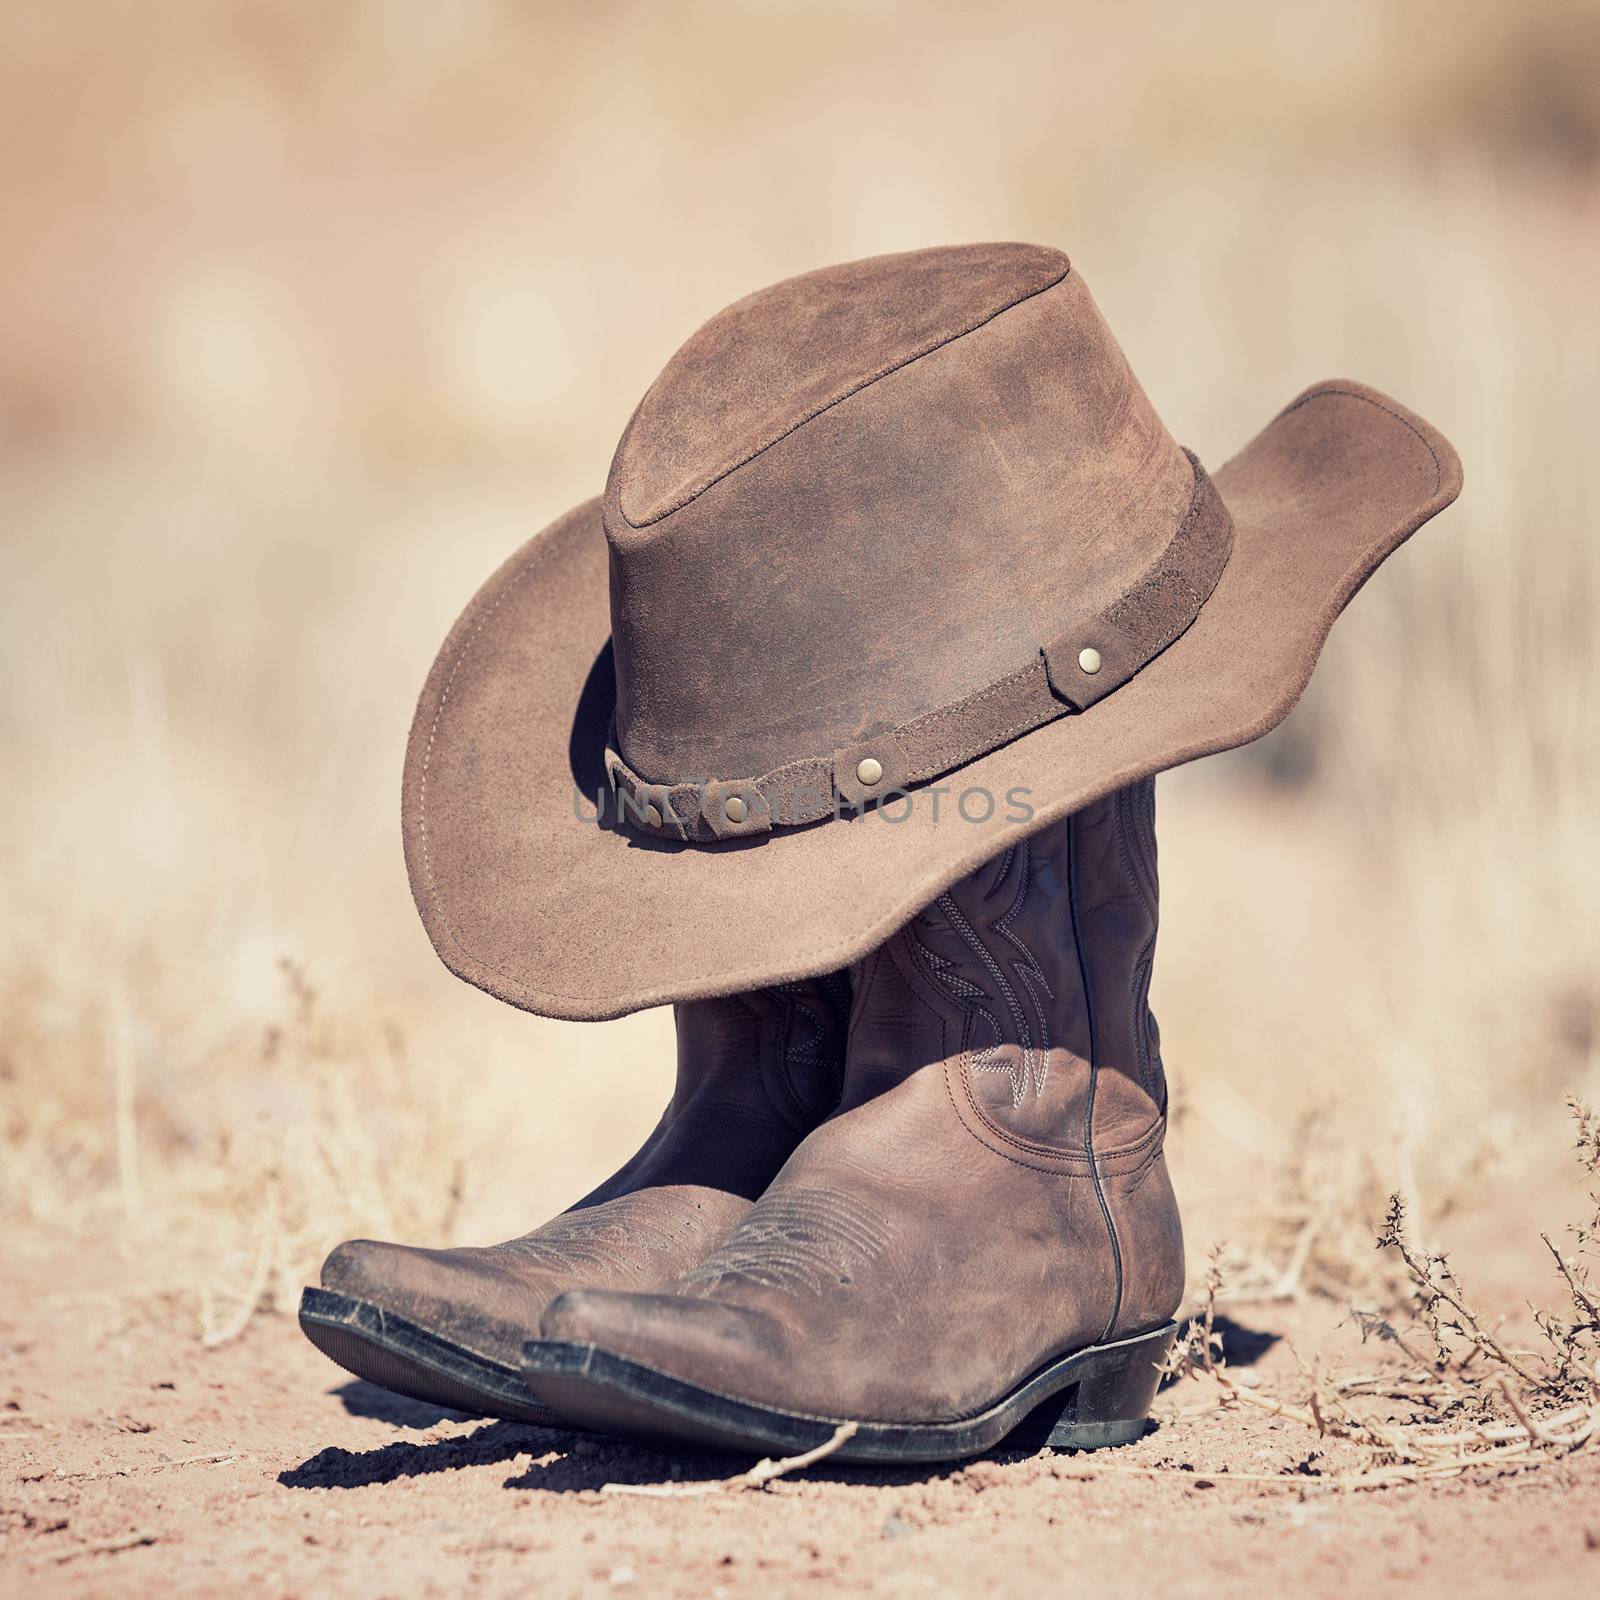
[3, 3, 1598, 1594]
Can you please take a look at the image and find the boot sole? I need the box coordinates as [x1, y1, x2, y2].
[298, 1286, 564, 1427]
[519, 1320, 1177, 1463]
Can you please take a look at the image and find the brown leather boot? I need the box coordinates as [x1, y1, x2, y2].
[521, 781, 1184, 1460]
[298, 975, 849, 1423]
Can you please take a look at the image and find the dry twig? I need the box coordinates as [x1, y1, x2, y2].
[51, 1532, 158, 1565]
[44, 1450, 244, 1484]
[600, 1421, 859, 1498]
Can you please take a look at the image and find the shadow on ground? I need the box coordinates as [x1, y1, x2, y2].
[333, 1379, 467, 1429]
[281, 1315, 1284, 1494]
[278, 1420, 761, 1494]
[1156, 1313, 1282, 1392]
[279, 1419, 560, 1490]
[1211, 1315, 1283, 1367]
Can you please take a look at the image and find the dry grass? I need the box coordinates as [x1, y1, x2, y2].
[0, 1, 1597, 1364]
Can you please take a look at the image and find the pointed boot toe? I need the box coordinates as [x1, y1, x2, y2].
[317, 1238, 550, 1362]
[302, 1238, 564, 1424]
[527, 1288, 813, 1454]
[318, 1238, 421, 1306]
[539, 1288, 788, 1380]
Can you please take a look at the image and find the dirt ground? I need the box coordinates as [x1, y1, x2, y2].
[6, 1248, 1597, 1600]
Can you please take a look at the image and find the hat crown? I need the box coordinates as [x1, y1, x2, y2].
[613, 243, 1070, 530]
[602, 245, 1196, 786]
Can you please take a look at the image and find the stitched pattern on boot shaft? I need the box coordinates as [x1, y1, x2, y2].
[774, 972, 851, 1122]
[729, 974, 850, 1135]
[898, 820, 1096, 1153]
[990, 843, 1059, 1103]
[914, 843, 1054, 1108]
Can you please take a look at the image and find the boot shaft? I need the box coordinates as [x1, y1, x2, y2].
[584, 974, 850, 1203]
[845, 778, 1165, 1153]
[671, 977, 850, 1131]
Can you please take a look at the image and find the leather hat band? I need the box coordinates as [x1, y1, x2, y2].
[604, 450, 1232, 842]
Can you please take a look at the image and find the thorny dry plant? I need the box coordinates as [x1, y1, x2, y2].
[1162, 1099, 1600, 1490]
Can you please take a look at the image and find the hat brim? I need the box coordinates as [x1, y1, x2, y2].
[403, 380, 1460, 1021]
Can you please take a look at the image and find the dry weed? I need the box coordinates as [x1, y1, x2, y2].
[1164, 1102, 1600, 1489]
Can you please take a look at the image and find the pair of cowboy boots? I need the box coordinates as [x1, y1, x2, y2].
[301, 779, 1183, 1460]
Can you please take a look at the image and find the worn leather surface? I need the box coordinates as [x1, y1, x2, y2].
[615, 243, 1069, 528]
[402, 240, 1462, 1022]
[320, 976, 849, 1368]
[540, 784, 1185, 1423]
[607, 253, 1193, 783]
[601, 451, 1235, 842]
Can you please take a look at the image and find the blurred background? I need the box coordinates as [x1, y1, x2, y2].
[2, 0, 1596, 1327]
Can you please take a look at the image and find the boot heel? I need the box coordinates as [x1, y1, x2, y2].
[1028, 1323, 1176, 1452]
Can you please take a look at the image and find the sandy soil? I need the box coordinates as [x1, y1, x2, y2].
[6, 1252, 1597, 1600]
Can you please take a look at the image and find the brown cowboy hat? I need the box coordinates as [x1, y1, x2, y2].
[403, 244, 1460, 1021]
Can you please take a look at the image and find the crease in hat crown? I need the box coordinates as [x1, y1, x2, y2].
[611, 242, 1072, 530]
[597, 243, 1226, 840]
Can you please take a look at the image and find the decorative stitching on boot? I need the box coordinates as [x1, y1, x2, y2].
[676, 1188, 891, 1299]
[772, 977, 847, 1127]
[991, 842, 1056, 1102]
[940, 1061, 1094, 1172]
[924, 850, 1049, 1109]
[497, 1193, 696, 1280]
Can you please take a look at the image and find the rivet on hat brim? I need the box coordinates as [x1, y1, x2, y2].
[856, 756, 884, 786]
[1078, 646, 1103, 675]
[644, 803, 663, 828]
[724, 795, 747, 823]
